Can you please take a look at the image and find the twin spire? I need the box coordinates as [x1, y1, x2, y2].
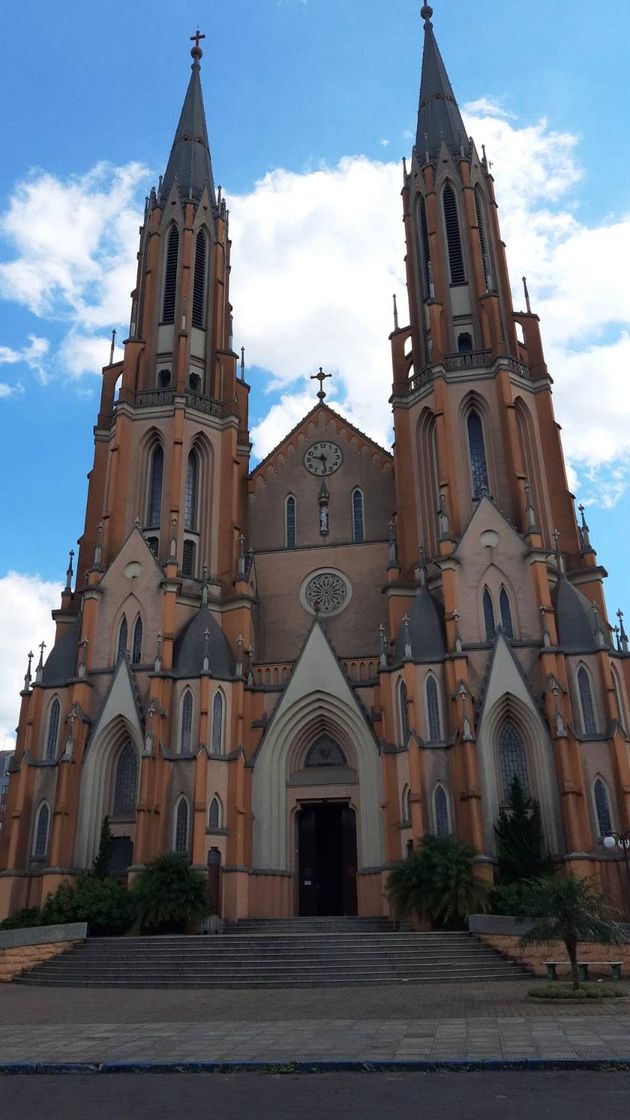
[416, 4, 469, 161]
[161, 30, 216, 205]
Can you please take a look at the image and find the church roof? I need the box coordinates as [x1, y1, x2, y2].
[161, 50, 215, 205]
[552, 576, 607, 653]
[250, 401, 392, 481]
[393, 585, 446, 664]
[416, 7, 469, 162]
[172, 604, 234, 680]
[42, 615, 81, 687]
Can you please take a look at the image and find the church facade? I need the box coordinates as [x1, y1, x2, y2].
[2, 8, 629, 921]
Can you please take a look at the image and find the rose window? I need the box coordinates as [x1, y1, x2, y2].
[304, 572, 349, 615]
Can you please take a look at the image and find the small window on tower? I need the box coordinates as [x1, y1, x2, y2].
[188, 372, 202, 394]
[146, 536, 159, 559]
[158, 369, 171, 389]
[458, 332, 473, 354]
[162, 225, 179, 324]
[442, 183, 466, 285]
[192, 230, 208, 330]
[182, 539, 196, 578]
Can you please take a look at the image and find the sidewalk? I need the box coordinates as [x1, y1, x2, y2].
[2, 980, 630, 1067]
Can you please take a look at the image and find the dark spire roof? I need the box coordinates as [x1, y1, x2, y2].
[415, 6, 469, 162]
[161, 44, 215, 205]
[42, 616, 81, 686]
[394, 586, 446, 664]
[173, 604, 233, 680]
[552, 576, 608, 654]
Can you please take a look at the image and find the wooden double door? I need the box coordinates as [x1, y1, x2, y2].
[297, 802, 357, 916]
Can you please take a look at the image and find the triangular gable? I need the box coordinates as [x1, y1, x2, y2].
[99, 526, 163, 590]
[455, 496, 527, 561]
[250, 402, 392, 482]
[85, 657, 144, 760]
[477, 631, 539, 726]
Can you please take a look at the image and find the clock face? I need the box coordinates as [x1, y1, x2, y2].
[304, 441, 343, 476]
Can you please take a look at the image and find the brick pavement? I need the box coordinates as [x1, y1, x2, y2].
[1, 981, 630, 1064]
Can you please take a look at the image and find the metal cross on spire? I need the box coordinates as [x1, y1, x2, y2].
[190, 28, 206, 59]
[311, 367, 332, 402]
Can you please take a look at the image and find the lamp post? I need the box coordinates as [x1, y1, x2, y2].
[603, 831, 630, 897]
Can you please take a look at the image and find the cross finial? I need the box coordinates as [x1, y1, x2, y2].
[310, 366, 332, 402]
[190, 29, 206, 60]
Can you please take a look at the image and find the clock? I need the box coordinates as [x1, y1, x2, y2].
[304, 441, 343, 476]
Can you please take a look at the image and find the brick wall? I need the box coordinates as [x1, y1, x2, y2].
[0, 940, 74, 982]
[480, 934, 630, 978]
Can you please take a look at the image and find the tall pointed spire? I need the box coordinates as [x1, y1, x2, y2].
[416, 5, 469, 161]
[161, 31, 216, 205]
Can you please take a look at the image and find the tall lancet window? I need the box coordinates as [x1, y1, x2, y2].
[352, 489, 365, 543]
[417, 195, 431, 296]
[131, 617, 143, 665]
[33, 802, 50, 858]
[211, 691, 224, 755]
[442, 183, 466, 285]
[474, 186, 492, 290]
[45, 698, 61, 761]
[578, 666, 597, 737]
[467, 410, 489, 499]
[117, 616, 128, 663]
[147, 445, 164, 527]
[180, 691, 194, 753]
[174, 796, 189, 854]
[593, 778, 612, 837]
[434, 785, 450, 838]
[285, 495, 296, 550]
[185, 450, 199, 531]
[398, 679, 410, 746]
[113, 743, 138, 817]
[499, 589, 514, 639]
[483, 588, 495, 642]
[426, 676, 441, 742]
[192, 230, 208, 329]
[499, 721, 530, 799]
[162, 225, 179, 323]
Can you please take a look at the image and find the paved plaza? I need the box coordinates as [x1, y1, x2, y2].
[1, 980, 630, 1066]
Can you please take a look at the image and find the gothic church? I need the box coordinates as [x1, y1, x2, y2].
[2, 7, 629, 920]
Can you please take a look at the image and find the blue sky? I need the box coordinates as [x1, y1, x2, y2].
[1, 0, 630, 744]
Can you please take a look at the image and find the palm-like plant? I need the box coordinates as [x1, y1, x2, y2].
[387, 835, 489, 928]
[515, 874, 624, 990]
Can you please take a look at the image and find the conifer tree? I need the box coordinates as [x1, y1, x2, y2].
[495, 777, 551, 883]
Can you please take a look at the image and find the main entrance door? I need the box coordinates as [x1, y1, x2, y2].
[297, 802, 357, 916]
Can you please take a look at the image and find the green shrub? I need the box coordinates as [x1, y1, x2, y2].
[490, 880, 536, 916]
[0, 906, 42, 931]
[38, 875, 134, 936]
[132, 853, 208, 932]
[386, 834, 489, 928]
[529, 982, 625, 1000]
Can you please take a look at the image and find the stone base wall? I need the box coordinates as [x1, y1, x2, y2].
[0, 941, 73, 982]
[480, 934, 630, 978]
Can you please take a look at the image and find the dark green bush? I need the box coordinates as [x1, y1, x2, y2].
[132, 853, 208, 932]
[0, 906, 42, 931]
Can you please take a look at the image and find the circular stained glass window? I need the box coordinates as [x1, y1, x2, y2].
[301, 569, 351, 617]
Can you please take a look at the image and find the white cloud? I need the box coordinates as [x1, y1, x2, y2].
[0, 334, 49, 385]
[0, 381, 23, 399]
[0, 573, 61, 752]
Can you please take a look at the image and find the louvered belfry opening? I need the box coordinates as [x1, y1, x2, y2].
[162, 225, 179, 323]
[474, 186, 492, 290]
[192, 230, 207, 329]
[442, 183, 465, 285]
[418, 196, 431, 296]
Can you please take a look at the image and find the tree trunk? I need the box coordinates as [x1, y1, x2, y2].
[565, 935, 580, 991]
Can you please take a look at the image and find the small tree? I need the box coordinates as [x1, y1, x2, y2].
[515, 874, 624, 991]
[132, 853, 208, 933]
[494, 776, 552, 884]
[92, 817, 115, 879]
[387, 834, 489, 928]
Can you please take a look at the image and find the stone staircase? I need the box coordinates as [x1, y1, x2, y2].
[15, 917, 528, 989]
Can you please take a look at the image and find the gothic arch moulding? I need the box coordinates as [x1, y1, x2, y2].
[75, 714, 143, 869]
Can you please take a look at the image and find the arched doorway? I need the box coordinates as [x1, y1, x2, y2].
[297, 801, 357, 916]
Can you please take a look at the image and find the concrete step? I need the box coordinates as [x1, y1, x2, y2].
[17, 970, 527, 989]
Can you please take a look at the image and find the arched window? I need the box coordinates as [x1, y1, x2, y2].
[418, 410, 440, 558]
[147, 445, 164, 528]
[45, 698, 61, 761]
[173, 796, 189, 854]
[426, 676, 441, 741]
[499, 721, 530, 799]
[116, 616, 128, 664]
[483, 588, 495, 642]
[401, 784, 412, 825]
[211, 691, 224, 755]
[113, 742, 138, 817]
[208, 795, 222, 831]
[180, 691, 194, 753]
[398, 679, 410, 745]
[33, 801, 50, 858]
[131, 617, 143, 665]
[417, 195, 431, 296]
[162, 225, 179, 323]
[192, 230, 207, 329]
[285, 495, 296, 550]
[593, 778, 612, 837]
[474, 186, 492, 290]
[185, 450, 199, 531]
[434, 785, 450, 838]
[499, 588, 514, 640]
[352, 489, 365, 543]
[578, 666, 597, 736]
[146, 535, 159, 559]
[182, 539, 196, 578]
[442, 183, 466, 285]
[305, 736, 346, 768]
[467, 410, 490, 499]
[611, 666, 627, 732]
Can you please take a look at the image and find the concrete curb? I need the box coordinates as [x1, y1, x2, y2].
[2, 1058, 630, 1074]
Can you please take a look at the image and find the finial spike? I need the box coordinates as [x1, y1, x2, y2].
[522, 276, 532, 314]
[421, 5, 434, 25]
[109, 329, 116, 366]
[392, 293, 399, 332]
